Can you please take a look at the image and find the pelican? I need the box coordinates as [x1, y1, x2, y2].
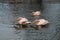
[31, 11, 41, 19]
[17, 17, 28, 21]
[32, 11, 41, 17]
[17, 17, 31, 29]
[33, 19, 49, 29]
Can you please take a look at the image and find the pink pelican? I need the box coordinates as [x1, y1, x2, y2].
[33, 19, 49, 29]
[32, 11, 41, 17]
[31, 11, 41, 19]
[17, 17, 28, 21]
[17, 17, 31, 29]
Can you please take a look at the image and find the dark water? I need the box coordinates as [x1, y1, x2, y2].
[0, 1, 60, 40]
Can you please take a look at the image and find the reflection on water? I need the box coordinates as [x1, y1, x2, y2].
[0, 2, 60, 40]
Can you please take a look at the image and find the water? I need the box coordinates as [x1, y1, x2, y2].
[0, 1, 60, 40]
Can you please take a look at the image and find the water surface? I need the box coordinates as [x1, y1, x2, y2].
[0, 2, 60, 40]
